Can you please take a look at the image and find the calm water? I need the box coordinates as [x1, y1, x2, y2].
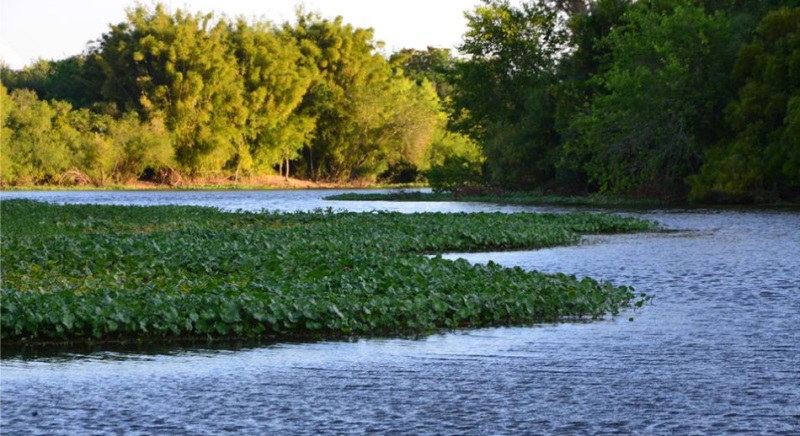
[0, 189, 541, 213]
[2, 190, 799, 435]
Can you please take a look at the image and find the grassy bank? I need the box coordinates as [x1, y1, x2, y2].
[325, 191, 666, 208]
[1, 200, 658, 345]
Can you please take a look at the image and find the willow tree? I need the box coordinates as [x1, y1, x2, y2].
[379, 76, 444, 172]
[97, 5, 245, 176]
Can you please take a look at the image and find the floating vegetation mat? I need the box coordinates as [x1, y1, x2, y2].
[1, 200, 658, 345]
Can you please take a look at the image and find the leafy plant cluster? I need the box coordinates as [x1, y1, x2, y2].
[0, 200, 657, 344]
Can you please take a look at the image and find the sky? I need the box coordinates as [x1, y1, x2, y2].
[0, 0, 484, 70]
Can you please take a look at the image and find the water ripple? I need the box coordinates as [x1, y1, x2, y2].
[2, 193, 799, 435]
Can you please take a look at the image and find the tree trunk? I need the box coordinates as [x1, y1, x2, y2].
[306, 146, 316, 182]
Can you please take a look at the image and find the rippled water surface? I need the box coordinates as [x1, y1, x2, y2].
[2, 190, 799, 435]
[0, 188, 539, 213]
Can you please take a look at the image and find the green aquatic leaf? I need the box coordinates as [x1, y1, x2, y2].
[0, 200, 657, 343]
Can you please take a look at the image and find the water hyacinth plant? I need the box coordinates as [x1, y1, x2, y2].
[1, 200, 658, 345]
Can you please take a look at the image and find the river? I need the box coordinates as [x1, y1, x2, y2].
[2, 190, 798, 435]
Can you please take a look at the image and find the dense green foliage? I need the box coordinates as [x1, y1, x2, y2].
[0, 4, 476, 186]
[566, 1, 735, 197]
[450, 0, 800, 202]
[450, 0, 568, 190]
[0, 86, 173, 186]
[689, 6, 800, 202]
[0, 200, 656, 344]
[4, 1, 798, 202]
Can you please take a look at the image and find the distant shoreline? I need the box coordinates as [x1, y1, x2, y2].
[325, 191, 800, 209]
[0, 175, 427, 192]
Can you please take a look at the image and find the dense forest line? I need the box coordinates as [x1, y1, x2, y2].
[0, 5, 481, 187]
[1, 0, 798, 202]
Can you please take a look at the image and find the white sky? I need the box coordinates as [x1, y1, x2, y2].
[0, 0, 483, 70]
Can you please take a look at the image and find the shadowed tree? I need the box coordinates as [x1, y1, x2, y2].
[690, 6, 800, 201]
[565, 0, 736, 197]
[449, 0, 569, 189]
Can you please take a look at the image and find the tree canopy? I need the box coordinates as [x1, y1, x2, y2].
[446, 0, 799, 201]
[2, 0, 798, 202]
[1, 4, 468, 186]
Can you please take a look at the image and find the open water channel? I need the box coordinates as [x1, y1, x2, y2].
[1, 190, 798, 435]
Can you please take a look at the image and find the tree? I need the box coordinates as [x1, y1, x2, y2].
[104, 112, 174, 183]
[1, 54, 107, 110]
[690, 6, 800, 201]
[390, 47, 455, 99]
[0, 83, 14, 184]
[368, 74, 443, 173]
[1, 88, 74, 183]
[44, 54, 106, 109]
[228, 19, 317, 180]
[292, 13, 442, 182]
[97, 5, 245, 176]
[449, 0, 569, 189]
[56, 106, 117, 186]
[292, 13, 384, 181]
[424, 130, 485, 191]
[2, 88, 175, 186]
[549, 0, 632, 193]
[554, 0, 593, 15]
[565, 0, 735, 197]
[0, 59, 52, 99]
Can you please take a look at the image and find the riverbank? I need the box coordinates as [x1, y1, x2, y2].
[0, 200, 657, 346]
[0, 175, 426, 191]
[326, 191, 667, 208]
[325, 190, 800, 208]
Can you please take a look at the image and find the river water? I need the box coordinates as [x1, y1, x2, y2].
[2, 190, 799, 435]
